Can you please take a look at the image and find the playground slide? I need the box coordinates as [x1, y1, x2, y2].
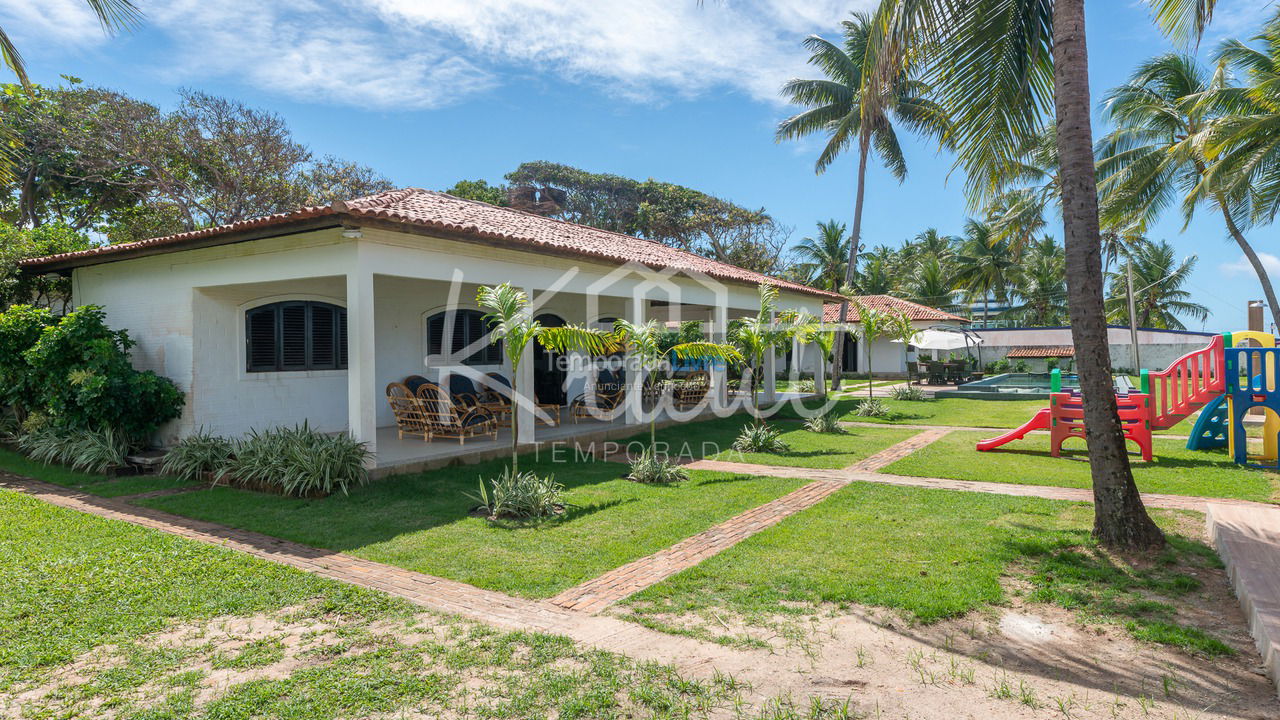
[976, 408, 1052, 452]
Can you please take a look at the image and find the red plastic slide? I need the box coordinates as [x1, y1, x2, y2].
[976, 408, 1052, 451]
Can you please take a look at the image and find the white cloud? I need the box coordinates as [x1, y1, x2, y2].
[1, 0, 872, 109]
[0, 0, 106, 47]
[1220, 252, 1280, 279]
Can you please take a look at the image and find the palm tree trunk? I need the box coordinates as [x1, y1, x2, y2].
[831, 132, 872, 392]
[1220, 202, 1280, 332]
[1054, 0, 1163, 550]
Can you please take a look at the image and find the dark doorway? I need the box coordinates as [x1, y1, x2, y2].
[842, 333, 859, 372]
[533, 313, 567, 405]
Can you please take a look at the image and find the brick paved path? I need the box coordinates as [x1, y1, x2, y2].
[549, 429, 952, 612]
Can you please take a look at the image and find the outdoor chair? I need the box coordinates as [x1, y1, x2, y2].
[445, 374, 483, 407]
[570, 369, 626, 422]
[386, 382, 432, 441]
[926, 362, 946, 385]
[478, 373, 513, 424]
[414, 381, 498, 444]
[403, 374, 431, 395]
[906, 361, 919, 384]
[673, 370, 710, 408]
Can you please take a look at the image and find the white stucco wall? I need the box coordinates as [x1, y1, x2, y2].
[70, 225, 826, 446]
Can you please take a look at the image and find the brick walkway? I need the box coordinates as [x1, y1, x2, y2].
[549, 429, 952, 612]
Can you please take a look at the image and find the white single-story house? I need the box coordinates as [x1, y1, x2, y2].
[792, 296, 970, 376]
[21, 188, 838, 473]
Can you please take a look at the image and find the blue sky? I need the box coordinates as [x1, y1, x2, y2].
[5, 0, 1279, 330]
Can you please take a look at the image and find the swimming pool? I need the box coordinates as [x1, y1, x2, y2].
[934, 372, 1136, 400]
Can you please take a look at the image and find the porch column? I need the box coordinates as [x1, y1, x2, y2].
[762, 311, 777, 403]
[516, 287, 536, 445]
[712, 304, 729, 409]
[346, 267, 377, 458]
[624, 295, 644, 424]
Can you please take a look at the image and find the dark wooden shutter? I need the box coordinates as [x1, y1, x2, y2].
[337, 309, 348, 368]
[280, 303, 308, 370]
[310, 304, 337, 369]
[427, 313, 445, 355]
[246, 306, 278, 371]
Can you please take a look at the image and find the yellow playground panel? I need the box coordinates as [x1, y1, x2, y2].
[1226, 330, 1280, 464]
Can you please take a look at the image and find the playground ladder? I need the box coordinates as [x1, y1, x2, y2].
[1142, 334, 1225, 430]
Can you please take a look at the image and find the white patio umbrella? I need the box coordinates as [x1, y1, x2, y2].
[891, 328, 983, 351]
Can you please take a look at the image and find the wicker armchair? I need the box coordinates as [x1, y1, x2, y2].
[415, 381, 498, 443]
[477, 373, 513, 424]
[386, 382, 431, 441]
[570, 369, 626, 423]
[445, 374, 483, 407]
[673, 370, 710, 408]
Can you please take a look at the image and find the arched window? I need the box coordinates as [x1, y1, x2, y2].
[246, 301, 347, 372]
[425, 309, 502, 366]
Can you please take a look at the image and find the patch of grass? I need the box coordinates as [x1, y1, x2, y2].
[624, 483, 1231, 655]
[0, 489, 402, 687]
[638, 414, 917, 469]
[884, 431, 1280, 503]
[142, 453, 807, 599]
[0, 447, 196, 498]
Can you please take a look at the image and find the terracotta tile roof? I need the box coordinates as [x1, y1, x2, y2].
[1006, 345, 1075, 358]
[20, 188, 840, 301]
[822, 295, 970, 324]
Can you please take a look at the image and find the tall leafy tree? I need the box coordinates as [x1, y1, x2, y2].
[906, 255, 958, 310]
[1104, 239, 1208, 329]
[1007, 236, 1068, 326]
[0, 0, 141, 184]
[791, 220, 850, 291]
[777, 10, 949, 391]
[870, 0, 1217, 549]
[1096, 52, 1280, 329]
[951, 220, 1017, 325]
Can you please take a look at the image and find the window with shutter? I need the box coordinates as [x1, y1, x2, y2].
[245, 301, 348, 373]
[425, 309, 502, 366]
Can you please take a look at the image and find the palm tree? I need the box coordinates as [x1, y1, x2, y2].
[985, 125, 1059, 250]
[610, 319, 740, 453]
[1104, 240, 1208, 330]
[729, 284, 801, 417]
[904, 228, 957, 264]
[856, 255, 898, 295]
[1007, 237, 1068, 326]
[791, 220, 850, 291]
[951, 220, 1016, 326]
[905, 255, 957, 311]
[1, 0, 141, 182]
[777, 10, 949, 392]
[1096, 52, 1280, 330]
[477, 284, 613, 474]
[869, 0, 1215, 549]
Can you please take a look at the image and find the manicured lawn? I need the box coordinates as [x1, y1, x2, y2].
[0, 490, 814, 719]
[144, 454, 807, 599]
[0, 448, 195, 498]
[790, 396, 1051, 428]
[883, 431, 1280, 503]
[634, 415, 917, 469]
[624, 482, 1231, 655]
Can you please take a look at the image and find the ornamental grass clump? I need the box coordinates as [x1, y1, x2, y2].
[18, 425, 128, 473]
[222, 424, 370, 497]
[468, 468, 566, 521]
[891, 384, 927, 401]
[853, 398, 890, 418]
[803, 408, 844, 434]
[626, 447, 689, 484]
[732, 421, 790, 453]
[160, 430, 235, 483]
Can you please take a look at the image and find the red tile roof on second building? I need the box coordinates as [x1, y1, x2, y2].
[20, 188, 840, 301]
[1006, 346, 1075, 358]
[823, 295, 969, 324]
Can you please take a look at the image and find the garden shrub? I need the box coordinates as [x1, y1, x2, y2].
[890, 384, 927, 401]
[161, 430, 235, 483]
[796, 378, 816, 393]
[984, 358, 1011, 374]
[0, 304, 55, 414]
[18, 425, 129, 473]
[732, 421, 789, 453]
[222, 424, 370, 497]
[852, 398, 890, 417]
[803, 408, 844, 433]
[468, 468, 566, 520]
[20, 305, 184, 442]
[627, 447, 689, 484]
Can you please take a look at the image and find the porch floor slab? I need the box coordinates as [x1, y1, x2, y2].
[370, 394, 812, 478]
